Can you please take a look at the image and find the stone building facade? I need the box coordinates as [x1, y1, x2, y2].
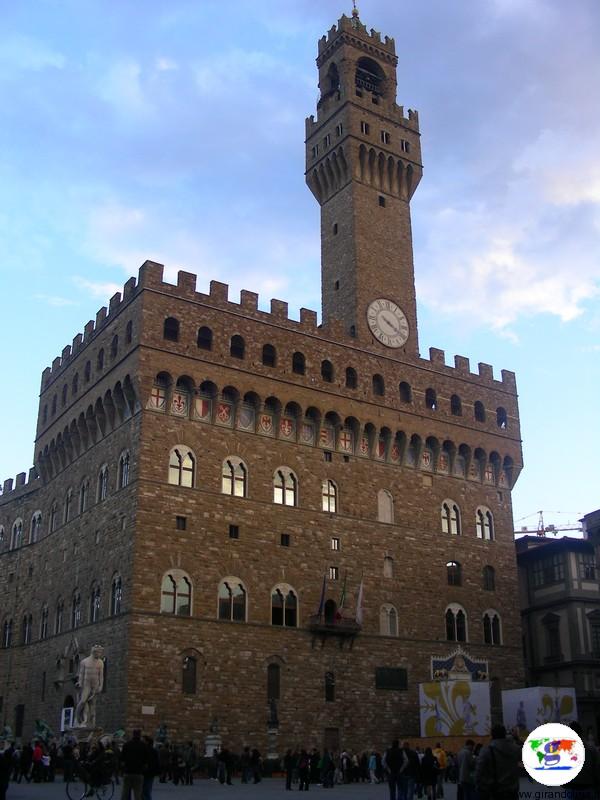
[0, 11, 524, 751]
[516, 528, 600, 741]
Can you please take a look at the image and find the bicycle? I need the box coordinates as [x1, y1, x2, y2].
[65, 762, 115, 800]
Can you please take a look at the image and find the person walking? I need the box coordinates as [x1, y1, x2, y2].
[456, 740, 476, 800]
[420, 748, 439, 800]
[142, 736, 160, 800]
[120, 729, 147, 800]
[298, 749, 310, 791]
[402, 742, 421, 800]
[0, 743, 13, 800]
[432, 744, 447, 799]
[383, 739, 408, 800]
[250, 748, 262, 784]
[475, 724, 521, 800]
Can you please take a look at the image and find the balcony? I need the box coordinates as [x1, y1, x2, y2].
[308, 614, 361, 648]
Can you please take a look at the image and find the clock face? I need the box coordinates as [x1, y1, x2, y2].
[366, 298, 409, 348]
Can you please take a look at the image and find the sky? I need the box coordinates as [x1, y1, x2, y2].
[0, 0, 598, 535]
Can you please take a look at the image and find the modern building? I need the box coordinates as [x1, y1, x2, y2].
[0, 9, 524, 750]
[516, 513, 600, 741]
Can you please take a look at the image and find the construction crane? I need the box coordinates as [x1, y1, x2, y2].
[515, 510, 583, 538]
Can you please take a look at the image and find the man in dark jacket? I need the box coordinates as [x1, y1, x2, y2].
[120, 729, 147, 800]
[383, 739, 408, 800]
[0, 744, 13, 800]
[475, 725, 520, 800]
[402, 742, 421, 800]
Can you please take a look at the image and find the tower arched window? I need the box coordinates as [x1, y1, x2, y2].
[445, 604, 467, 642]
[84, 361, 91, 383]
[118, 451, 130, 488]
[97, 349, 104, 371]
[40, 604, 49, 640]
[399, 381, 412, 403]
[111, 575, 122, 615]
[79, 480, 89, 514]
[483, 565, 496, 591]
[126, 320, 133, 344]
[476, 506, 494, 540]
[10, 519, 23, 550]
[425, 388, 437, 410]
[496, 407, 508, 429]
[51, 395, 57, 416]
[373, 374, 385, 396]
[274, 468, 298, 507]
[321, 360, 334, 383]
[474, 400, 486, 422]
[451, 394, 462, 416]
[55, 598, 64, 634]
[0, 526, 4, 546]
[267, 663, 281, 701]
[355, 56, 385, 97]
[218, 578, 247, 622]
[161, 571, 192, 616]
[22, 614, 33, 645]
[50, 502, 58, 533]
[447, 560, 462, 586]
[483, 610, 502, 645]
[168, 447, 195, 488]
[325, 671, 335, 702]
[98, 465, 109, 501]
[90, 584, 101, 623]
[230, 334, 245, 359]
[271, 585, 298, 627]
[262, 343, 276, 367]
[163, 317, 179, 342]
[345, 367, 357, 389]
[182, 655, 197, 695]
[195, 326, 212, 350]
[221, 457, 248, 497]
[110, 334, 118, 360]
[72, 373, 79, 396]
[64, 489, 73, 523]
[71, 591, 82, 629]
[62, 384, 68, 407]
[2, 619, 12, 648]
[322, 479, 337, 513]
[292, 351, 305, 375]
[441, 500, 461, 535]
[383, 556, 394, 578]
[377, 489, 394, 523]
[380, 604, 398, 636]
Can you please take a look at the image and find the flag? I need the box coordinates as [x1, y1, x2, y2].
[316, 574, 327, 619]
[339, 572, 348, 610]
[355, 579, 364, 625]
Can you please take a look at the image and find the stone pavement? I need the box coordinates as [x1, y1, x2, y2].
[4, 778, 548, 800]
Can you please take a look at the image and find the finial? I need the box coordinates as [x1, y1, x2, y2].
[352, 0, 359, 18]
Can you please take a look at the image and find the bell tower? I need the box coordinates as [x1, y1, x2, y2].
[305, 8, 423, 357]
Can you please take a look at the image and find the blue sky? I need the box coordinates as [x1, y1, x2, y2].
[1, 0, 598, 534]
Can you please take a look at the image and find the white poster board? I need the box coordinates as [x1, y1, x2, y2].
[60, 707, 74, 732]
[419, 680, 491, 737]
[501, 687, 577, 737]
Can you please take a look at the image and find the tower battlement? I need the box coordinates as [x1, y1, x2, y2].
[318, 14, 397, 59]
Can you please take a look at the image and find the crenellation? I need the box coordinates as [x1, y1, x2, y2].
[123, 276, 137, 299]
[209, 280, 229, 303]
[61, 345, 71, 362]
[28, 467, 37, 483]
[429, 347, 445, 366]
[176, 271, 197, 295]
[300, 308, 318, 328]
[3, 479, 13, 494]
[72, 333, 83, 353]
[478, 362, 494, 382]
[240, 290, 258, 311]
[109, 292, 122, 315]
[138, 259, 165, 287]
[52, 357, 61, 372]
[454, 355, 471, 374]
[95, 306, 108, 328]
[83, 320, 95, 341]
[501, 369, 517, 390]
[41, 367, 51, 389]
[270, 299, 288, 320]
[15, 472, 26, 487]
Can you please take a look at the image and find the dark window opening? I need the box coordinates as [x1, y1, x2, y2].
[355, 57, 385, 96]
[373, 374, 385, 396]
[345, 367, 357, 389]
[425, 388, 437, 410]
[280, 533, 290, 547]
[262, 343, 276, 367]
[474, 401, 486, 422]
[230, 335, 245, 359]
[378, 195, 386, 207]
[321, 360, 334, 383]
[349, 325, 356, 337]
[333, 223, 338, 235]
[267, 663, 280, 701]
[197, 326, 213, 350]
[182, 656, 197, 695]
[126, 320, 133, 344]
[447, 560, 462, 587]
[399, 381, 412, 403]
[325, 671, 335, 702]
[324, 451, 332, 463]
[451, 394, 462, 416]
[163, 317, 179, 342]
[292, 352, 305, 375]
[375, 667, 407, 691]
[176, 516, 187, 531]
[334, 280, 339, 290]
[229, 524, 239, 540]
[496, 407, 508, 429]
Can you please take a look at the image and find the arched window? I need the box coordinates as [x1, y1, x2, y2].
[90, 584, 101, 623]
[218, 578, 247, 622]
[447, 560, 462, 586]
[451, 394, 462, 416]
[321, 360, 334, 383]
[79, 480, 89, 514]
[383, 556, 394, 578]
[325, 671, 335, 702]
[71, 591, 82, 629]
[22, 614, 32, 645]
[399, 381, 412, 403]
[377, 489, 394, 523]
[97, 349, 105, 371]
[182, 655, 197, 694]
[322, 479, 337, 513]
[483, 565, 496, 591]
[161, 572, 192, 616]
[118, 451, 130, 488]
[126, 320, 133, 344]
[476, 507, 494, 540]
[273, 468, 298, 506]
[10, 519, 23, 550]
[55, 598, 64, 634]
[72, 373, 79, 396]
[110, 575, 122, 615]
[380, 604, 398, 636]
[445, 605, 467, 642]
[64, 489, 73, 523]
[221, 457, 248, 497]
[292, 351, 305, 375]
[345, 367, 357, 389]
[40, 604, 49, 640]
[372, 374, 385, 396]
[98, 465, 109, 501]
[50, 502, 58, 533]
[84, 361, 91, 382]
[267, 663, 281, 701]
[163, 317, 179, 342]
[51, 394, 57, 416]
[262, 343, 276, 367]
[62, 384, 68, 407]
[441, 501, 461, 535]
[110, 334, 118, 360]
[483, 610, 502, 645]
[425, 388, 437, 410]
[2, 619, 12, 648]
[230, 334, 245, 359]
[195, 326, 212, 350]
[474, 400, 486, 422]
[168, 447, 195, 488]
[0, 526, 4, 546]
[271, 586, 298, 627]
[496, 407, 508, 429]
[42, 405, 48, 424]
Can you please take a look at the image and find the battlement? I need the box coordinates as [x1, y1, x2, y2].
[41, 276, 139, 388]
[306, 103, 419, 136]
[0, 467, 39, 505]
[422, 348, 517, 392]
[318, 14, 396, 58]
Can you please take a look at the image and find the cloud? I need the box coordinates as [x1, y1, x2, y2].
[98, 59, 152, 116]
[34, 294, 76, 307]
[156, 57, 178, 72]
[0, 34, 65, 71]
[73, 277, 123, 299]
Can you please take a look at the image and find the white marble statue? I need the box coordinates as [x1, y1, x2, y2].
[74, 644, 104, 728]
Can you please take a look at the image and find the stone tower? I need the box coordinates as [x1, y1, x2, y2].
[305, 8, 423, 357]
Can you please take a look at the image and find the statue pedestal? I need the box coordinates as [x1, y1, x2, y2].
[204, 733, 221, 757]
[266, 726, 279, 760]
[64, 726, 103, 744]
